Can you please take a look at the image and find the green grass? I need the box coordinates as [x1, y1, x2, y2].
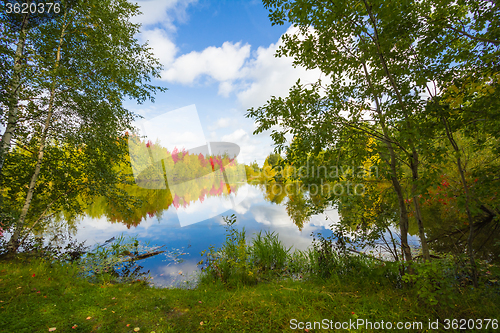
[1, 253, 499, 332]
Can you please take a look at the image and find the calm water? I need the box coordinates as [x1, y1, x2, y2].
[68, 183, 341, 287]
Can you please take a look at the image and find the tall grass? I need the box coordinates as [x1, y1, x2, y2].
[251, 231, 290, 273]
[198, 214, 394, 287]
[199, 215, 500, 309]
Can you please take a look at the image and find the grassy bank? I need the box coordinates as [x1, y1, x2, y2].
[1, 254, 499, 332]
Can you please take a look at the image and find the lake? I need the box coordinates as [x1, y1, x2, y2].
[48, 180, 422, 288]
[63, 182, 340, 287]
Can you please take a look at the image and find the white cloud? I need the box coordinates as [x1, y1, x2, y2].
[162, 42, 251, 84]
[132, 0, 197, 31]
[137, 15, 327, 108]
[205, 115, 273, 165]
[217, 127, 271, 164]
[221, 128, 249, 142]
[218, 81, 234, 97]
[236, 26, 328, 110]
[208, 117, 231, 130]
[251, 205, 296, 227]
[139, 28, 178, 68]
[132, 0, 196, 82]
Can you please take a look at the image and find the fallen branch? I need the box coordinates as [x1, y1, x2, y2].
[348, 248, 386, 262]
[122, 250, 166, 262]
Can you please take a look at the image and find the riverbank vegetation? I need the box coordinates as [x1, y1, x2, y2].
[1, 217, 499, 332]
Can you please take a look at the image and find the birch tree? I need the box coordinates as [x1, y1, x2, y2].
[0, 0, 67, 173]
[5, 0, 165, 252]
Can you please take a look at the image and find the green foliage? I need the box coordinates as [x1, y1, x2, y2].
[307, 229, 390, 283]
[264, 153, 283, 169]
[402, 254, 500, 308]
[308, 232, 339, 279]
[402, 257, 458, 307]
[198, 214, 500, 306]
[199, 215, 403, 287]
[200, 214, 303, 286]
[248, 0, 500, 265]
[1, 0, 166, 250]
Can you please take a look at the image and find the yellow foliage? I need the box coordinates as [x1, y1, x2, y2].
[362, 137, 380, 180]
[444, 72, 498, 109]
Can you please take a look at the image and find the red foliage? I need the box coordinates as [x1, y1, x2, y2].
[198, 153, 207, 167]
[172, 147, 180, 164]
[173, 194, 181, 209]
[209, 157, 215, 171]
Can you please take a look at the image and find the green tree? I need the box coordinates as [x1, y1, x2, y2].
[248, 0, 498, 263]
[0, 0, 70, 173]
[249, 0, 427, 262]
[417, 0, 499, 284]
[4, 0, 165, 252]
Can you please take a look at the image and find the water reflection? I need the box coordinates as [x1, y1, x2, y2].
[87, 176, 247, 229]
[71, 183, 339, 287]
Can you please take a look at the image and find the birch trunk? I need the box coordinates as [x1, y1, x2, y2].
[7, 14, 68, 253]
[0, 6, 30, 174]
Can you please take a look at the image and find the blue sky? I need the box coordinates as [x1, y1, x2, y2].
[125, 0, 327, 165]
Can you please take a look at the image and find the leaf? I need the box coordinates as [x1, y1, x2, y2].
[134, 328, 140, 332]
